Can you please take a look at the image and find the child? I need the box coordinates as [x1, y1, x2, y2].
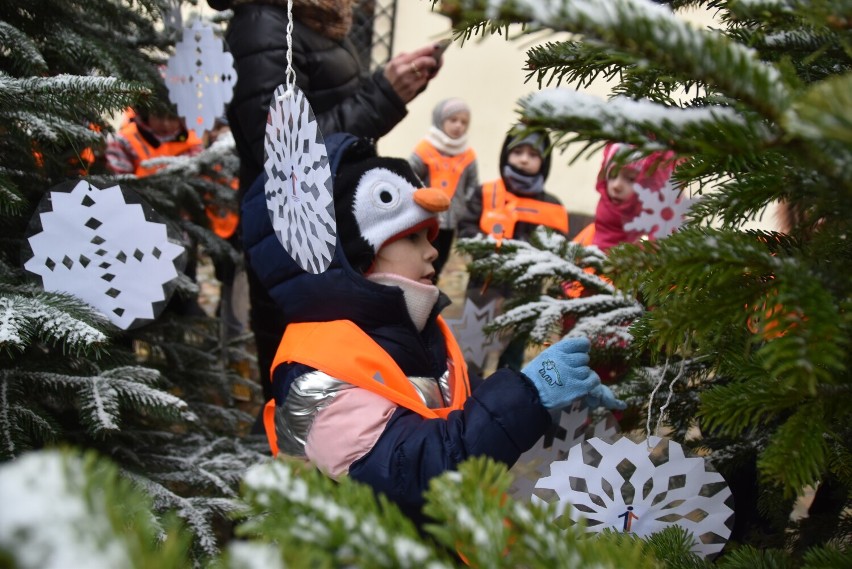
[241, 133, 624, 524]
[458, 125, 568, 242]
[577, 142, 678, 250]
[105, 104, 203, 177]
[458, 126, 570, 372]
[409, 98, 479, 276]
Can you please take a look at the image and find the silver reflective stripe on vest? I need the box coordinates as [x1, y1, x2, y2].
[276, 369, 452, 457]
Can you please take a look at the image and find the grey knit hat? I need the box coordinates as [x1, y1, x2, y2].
[431, 98, 471, 129]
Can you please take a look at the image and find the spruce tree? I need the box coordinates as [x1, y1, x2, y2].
[0, 0, 265, 559]
[444, 0, 851, 562]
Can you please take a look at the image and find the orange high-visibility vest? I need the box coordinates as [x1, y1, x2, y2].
[204, 166, 240, 239]
[479, 179, 568, 239]
[413, 140, 476, 201]
[573, 222, 596, 246]
[264, 317, 471, 456]
[118, 121, 202, 177]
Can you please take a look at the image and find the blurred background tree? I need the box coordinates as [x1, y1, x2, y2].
[0, 0, 266, 559]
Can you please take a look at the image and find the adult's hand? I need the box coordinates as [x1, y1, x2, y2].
[383, 43, 444, 103]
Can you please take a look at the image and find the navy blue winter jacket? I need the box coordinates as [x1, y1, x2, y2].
[242, 135, 551, 524]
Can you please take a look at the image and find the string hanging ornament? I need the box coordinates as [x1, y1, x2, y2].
[263, 0, 335, 274]
[527, 350, 735, 559]
[22, 180, 186, 330]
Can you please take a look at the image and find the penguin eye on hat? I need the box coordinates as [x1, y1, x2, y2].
[370, 180, 401, 210]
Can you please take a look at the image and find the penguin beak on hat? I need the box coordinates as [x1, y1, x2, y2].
[413, 187, 450, 213]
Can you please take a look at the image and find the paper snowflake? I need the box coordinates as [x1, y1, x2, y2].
[164, 20, 236, 139]
[509, 400, 620, 501]
[23, 180, 185, 330]
[162, 0, 182, 34]
[264, 83, 336, 274]
[532, 436, 733, 559]
[444, 297, 506, 371]
[624, 178, 694, 238]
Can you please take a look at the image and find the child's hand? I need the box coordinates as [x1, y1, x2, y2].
[521, 337, 624, 410]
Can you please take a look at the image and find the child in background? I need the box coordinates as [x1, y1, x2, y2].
[576, 142, 678, 250]
[105, 104, 203, 177]
[458, 126, 570, 372]
[241, 133, 624, 525]
[409, 98, 479, 277]
[458, 125, 568, 242]
[563, 143, 679, 387]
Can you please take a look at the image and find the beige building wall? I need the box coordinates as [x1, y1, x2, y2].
[384, 2, 779, 230]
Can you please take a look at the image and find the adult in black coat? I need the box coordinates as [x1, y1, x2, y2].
[210, 0, 444, 415]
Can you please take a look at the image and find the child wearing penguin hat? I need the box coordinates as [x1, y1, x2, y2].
[241, 133, 625, 526]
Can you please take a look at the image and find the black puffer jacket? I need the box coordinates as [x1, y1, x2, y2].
[225, 3, 408, 193]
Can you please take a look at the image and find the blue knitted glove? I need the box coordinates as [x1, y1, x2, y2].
[521, 337, 601, 410]
[584, 384, 627, 411]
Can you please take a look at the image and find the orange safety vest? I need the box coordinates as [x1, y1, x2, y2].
[119, 121, 202, 177]
[413, 140, 476, 201]
[204, 166, 240, 239]
[479, 179, 569, 239]
[264, 317, 471, 456]
[563, 223, 605, 299]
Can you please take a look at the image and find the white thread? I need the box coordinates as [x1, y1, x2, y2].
[654, 356, 687, 437]
[278, 0, 296, 100]
[645, 359, 669, 449]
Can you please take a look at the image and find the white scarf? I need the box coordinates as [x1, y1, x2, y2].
[425, 126, 468, 156]
[367, 273, 440, 332]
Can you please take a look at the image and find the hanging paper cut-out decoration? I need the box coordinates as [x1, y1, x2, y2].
[509, 400, 620, 501]
[444, 296, 506, 372]
[264, 83, 336, 274]
[22, 180, 186, 330]
[624, 178, 694, 239]
[162, 0, 183, 35]
[164, 20, 237, 139]
[532, 436, 734, 559]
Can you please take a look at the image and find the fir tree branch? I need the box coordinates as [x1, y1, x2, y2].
[0, 21, 47, 76]
[0, 172, 27, 215]
[0, 74, 148, 117]
[520, 89, 772, 157]
[785, 72, 852, 147]
[238, 457, 452, 567]
[0, 292, 109, 355]
[757, 402, 828, 497]
[442, 0, 791, 119]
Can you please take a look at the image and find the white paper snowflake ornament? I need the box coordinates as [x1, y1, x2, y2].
[444, 296, 507, 372]
[264, 83, 336, 274]
[164, 20, 237, 139]
[509, 400, 620, 502]
[624, 178, 695, 239]
[532, 436, 734, 559]
[162, 0, 183, 35]
[22, 180, 186, 330]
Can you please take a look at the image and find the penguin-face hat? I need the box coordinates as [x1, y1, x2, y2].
[332, 138, 449, 273]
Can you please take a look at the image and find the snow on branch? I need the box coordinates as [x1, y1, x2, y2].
[520, 90, 768, 152]
[460, 0, 789, 117]
[0, 294, 107, 353]
[0, 74, 145, 115]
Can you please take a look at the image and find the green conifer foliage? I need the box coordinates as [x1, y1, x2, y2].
[442, 0, 850, 562]
[1, 0, 265, 559]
